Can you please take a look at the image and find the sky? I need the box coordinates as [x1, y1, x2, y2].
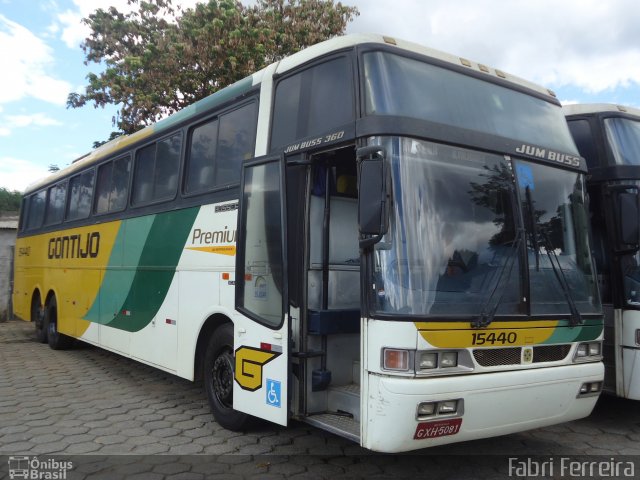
[1, 0, 639, 192]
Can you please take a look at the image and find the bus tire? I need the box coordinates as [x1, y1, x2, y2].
[45, 296, 73, 350]
[32, 294, 47, 343]
[203, 323, 252, 431]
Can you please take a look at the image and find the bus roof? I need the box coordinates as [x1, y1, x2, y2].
[25, 33, 559, 195]
[564, 103, 640, 118]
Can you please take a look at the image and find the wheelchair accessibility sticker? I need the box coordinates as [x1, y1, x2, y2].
[266, 379, 281, 408]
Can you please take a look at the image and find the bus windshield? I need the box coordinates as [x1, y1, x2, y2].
[363, 51, 578, 154]
[371, 137, 600, 318]
[604, 117, 640, 165]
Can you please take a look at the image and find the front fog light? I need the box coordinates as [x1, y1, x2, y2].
[580, 383, 589, 394]
[419, 352, 438, 369]
[438, 400, 457, 414]
[590, 382, 602, 393]
[440, 352, 458, 368]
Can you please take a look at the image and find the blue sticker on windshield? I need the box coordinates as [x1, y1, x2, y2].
[516, 164, 535, 190]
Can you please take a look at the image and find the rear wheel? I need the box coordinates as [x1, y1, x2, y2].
[45, 296, 74, 350]
[32, 294, 47, 343]
[203, 323, 252, 431]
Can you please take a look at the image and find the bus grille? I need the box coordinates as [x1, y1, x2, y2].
[473, 344, 571, 367]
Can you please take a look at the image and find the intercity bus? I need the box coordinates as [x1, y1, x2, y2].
[565, 103, 640, 399]
[13, 34, 604, 453]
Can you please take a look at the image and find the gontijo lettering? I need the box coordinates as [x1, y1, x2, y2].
[48, 232, 100, 259]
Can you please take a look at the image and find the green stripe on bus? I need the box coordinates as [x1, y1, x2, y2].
[543, 318, 603, 344]
[84, 215, 155, 325]
[106, 207, 199, 332]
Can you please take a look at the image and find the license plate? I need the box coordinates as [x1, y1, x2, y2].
[414, 417, 462, 440]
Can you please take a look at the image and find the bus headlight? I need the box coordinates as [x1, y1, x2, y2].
[573, 341, 602, 362]
[415, 350, 473, 375]
[440, 352, 458, 368]
[419, 352, 438, 369]
[382, 349, 473, 374]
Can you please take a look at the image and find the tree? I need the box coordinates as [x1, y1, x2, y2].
[68, 0, 358, 135]
[0, 187, 22, 213]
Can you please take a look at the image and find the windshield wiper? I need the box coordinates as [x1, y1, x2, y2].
[473, 227, 523, 328]
[524, 187, 540, 272]
[538, 229, 583, 327]
[523, 186, 582, 327]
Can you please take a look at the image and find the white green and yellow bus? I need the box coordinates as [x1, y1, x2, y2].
[13, 34, 603, 453]
[565, 103, 640, 400]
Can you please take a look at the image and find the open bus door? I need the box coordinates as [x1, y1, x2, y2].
[234, 154, 289, 426]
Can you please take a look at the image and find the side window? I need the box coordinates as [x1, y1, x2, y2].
[217, 103, 258, 185]
[132, 144, 155, 205]
[110, 156, 131, 211]
[95, 161, 113, 214]
[133, 133, 182, 205]
[95, 156, 131, 214]
[26, 190, 46, 230]
[567, 119, 599, 168]
[45, 182, 66, 225]
[185, 102, 257, 194]
[186, 119, 218, 194]
[271, 56, 353, 150]
[67, 170, 95, 221]
[155, 134, 181, 199]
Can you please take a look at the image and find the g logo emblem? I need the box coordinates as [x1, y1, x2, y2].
[522, 346, 533, 365]
[234, 346, 281, 391]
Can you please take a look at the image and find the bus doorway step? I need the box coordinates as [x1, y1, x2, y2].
[303, 412, 360, 443]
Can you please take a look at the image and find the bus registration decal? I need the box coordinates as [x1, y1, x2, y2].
[414, 418, 462, 440]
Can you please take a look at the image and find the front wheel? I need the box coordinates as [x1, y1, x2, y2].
[45, 296, 74, 350]
[203, 323, 252, 431]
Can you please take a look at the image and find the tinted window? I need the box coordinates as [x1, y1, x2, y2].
[132, 144, 155, 205]
[133, 134, 182, 205]
[217, 103, 258, 185]
[271, 56, 353, 149]
[95, 156, 131, 214]
[567, 120, 598, 168]
[26, 190, 46, 230]
[186, 102, 257, 194]
[95, 161, 113, 214]
[45, 183, 66, 225]
[111, 156, 131, 211]
[186, 119, 218, 193]
[363, 51, 578, 154]
[604, 117, 640, 166]
[67, 170, 95, 221]
[238, 160, 285, 327]
[155, 134, 181, 199]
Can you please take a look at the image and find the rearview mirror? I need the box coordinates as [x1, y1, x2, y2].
[611, 186, 640, 254]
[357, 146, 389, 239]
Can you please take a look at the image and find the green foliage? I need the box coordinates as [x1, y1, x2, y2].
[68, 0, 359, 135]
[0, 187, 22, 213]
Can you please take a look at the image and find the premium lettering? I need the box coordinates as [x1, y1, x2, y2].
[48, 232, 100, 259]
[191, 226, 237, 245]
